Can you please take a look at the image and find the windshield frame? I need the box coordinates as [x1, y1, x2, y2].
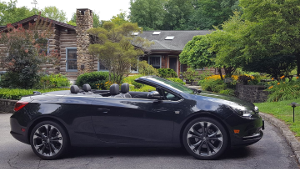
[135, 76, 194, 94]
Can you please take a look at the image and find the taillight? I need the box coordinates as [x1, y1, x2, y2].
[14, 101, 29, 112]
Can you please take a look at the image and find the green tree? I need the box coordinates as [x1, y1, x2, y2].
[163, 0, 195, 30]
[40, 6, 67, 23]
[239, 0, 300, 76]
[87, 21, 152, 84]
[188, 0, 240, 30]
[0, 0, 35, 25]
[129, 0, 166, 30]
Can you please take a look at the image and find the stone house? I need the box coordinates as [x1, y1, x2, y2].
[0, 8, 218, 80]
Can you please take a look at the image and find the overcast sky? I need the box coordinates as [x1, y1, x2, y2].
[1, 0, 131, 21]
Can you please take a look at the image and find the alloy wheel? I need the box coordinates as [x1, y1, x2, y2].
[187, 121, 223, 157]
[32, 124, 63, 157]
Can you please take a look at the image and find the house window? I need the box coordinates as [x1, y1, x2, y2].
[98, 61, 109, 71]
[66, 48, 77, 71]
[148, 56, 161, 69]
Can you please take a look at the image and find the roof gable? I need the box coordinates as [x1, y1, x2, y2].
[0, 15, 76, 32]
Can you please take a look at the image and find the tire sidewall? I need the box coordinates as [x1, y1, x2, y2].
[30, 120, 69, 160]
[182, 117, 228, 160]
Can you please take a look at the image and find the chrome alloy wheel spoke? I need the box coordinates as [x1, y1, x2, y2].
[33, 124, 63, 157]
[187, 121, 223, 157]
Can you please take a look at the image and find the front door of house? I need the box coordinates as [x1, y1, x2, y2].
[169, 57, 177, 73]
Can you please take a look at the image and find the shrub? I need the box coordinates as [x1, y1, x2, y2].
[158, 68, 177, 78]
[129, 85, 156, 92]
[199, 79, 227, 93]
[123, 75, 144, 88]
[181, 68, 199, 82]
[219, 89, 235, 96]
[267, 79, 300, 102]
[137, 61, 159, 76]
[37, 74, 70, 89]
[0, 88, 69, 100]
[167, 78, 186, 85]
[76, 72, 109, 89]
[0, 18, 58, 89]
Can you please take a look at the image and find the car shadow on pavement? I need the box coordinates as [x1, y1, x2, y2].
[66, 146, 251, 160]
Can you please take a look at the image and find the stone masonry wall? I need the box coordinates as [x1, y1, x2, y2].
[0, 99, 17, 113]
[235, 83, 269, 103]
[76, 9, 94, 75]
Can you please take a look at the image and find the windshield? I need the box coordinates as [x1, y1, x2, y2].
[144, 76, 194, 94]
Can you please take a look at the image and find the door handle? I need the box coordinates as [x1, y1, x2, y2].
[97, 108, 110, 113]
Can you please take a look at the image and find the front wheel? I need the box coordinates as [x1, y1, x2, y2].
[182, 117, 228, 160]
[30, 121, 69, 160]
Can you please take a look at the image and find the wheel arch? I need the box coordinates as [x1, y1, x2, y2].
[179, 111, 232, 147]
[27, 116, 70, 144]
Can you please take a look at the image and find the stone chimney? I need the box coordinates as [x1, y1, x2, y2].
[76, 8, 94, 74]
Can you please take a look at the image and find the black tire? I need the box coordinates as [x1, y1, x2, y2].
[182, 117, 228, 160]
[30, 121, 69, 160]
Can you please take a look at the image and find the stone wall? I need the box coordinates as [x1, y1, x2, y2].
[235, 83, 269, 103]
[0, 99, 17, 113]
[76, 8, 94, 75]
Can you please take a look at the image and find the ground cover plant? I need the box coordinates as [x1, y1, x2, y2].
[255, 98, 300, 137]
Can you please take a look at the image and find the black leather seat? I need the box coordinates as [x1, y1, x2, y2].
[70, 85, 79, 94]
[82, 84, 91, 92]
[118, 83, 132, 98]
[109, 84, 120, 97]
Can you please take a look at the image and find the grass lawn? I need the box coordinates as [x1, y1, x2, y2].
[255, 98, 300, 137]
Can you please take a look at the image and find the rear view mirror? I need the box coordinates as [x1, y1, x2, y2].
[147, 91, 163, 100]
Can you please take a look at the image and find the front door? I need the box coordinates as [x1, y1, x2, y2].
[169, 57, 177, 73]
[91, 97, 175, 144]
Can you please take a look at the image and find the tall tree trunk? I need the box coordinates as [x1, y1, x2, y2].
[218, 68, 223, 80]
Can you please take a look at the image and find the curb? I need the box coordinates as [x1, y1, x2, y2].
[260, 112, 300, 164]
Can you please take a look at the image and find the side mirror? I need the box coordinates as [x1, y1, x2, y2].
[147, 91, 163, 100]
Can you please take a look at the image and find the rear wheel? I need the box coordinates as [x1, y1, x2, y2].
[182, 117, 228, 160]
[30, 121, 69, 160]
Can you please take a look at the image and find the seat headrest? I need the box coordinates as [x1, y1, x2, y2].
[70, 85, 79, 94]
[121, 83, 129, 93]
[110, 84, 119, 95]
[82, 84, 91, 92]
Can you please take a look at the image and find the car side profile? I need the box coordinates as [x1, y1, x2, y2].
[10, 76, 264, 160]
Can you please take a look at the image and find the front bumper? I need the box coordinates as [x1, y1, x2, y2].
[226, 114, 264, 147]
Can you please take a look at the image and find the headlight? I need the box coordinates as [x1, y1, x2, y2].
[234, 108, 256, 117]
[240, 110, 255, 117]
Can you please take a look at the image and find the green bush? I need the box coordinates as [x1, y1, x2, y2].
[76, 72, 109, 89]
[158, 68, 177, 78]
[181, 68, 199, 82]
[199, 79, 227, 93]
[0, 88, 69, 100]
[167, 78, 186, 85]
[129, 85, 156, 92]
[219, 89, 235, 96]
[267, 79, 300, 102]
[37, 74, 70, 89]
[123, 75, 145, 88]
[137, 61, 159, 76]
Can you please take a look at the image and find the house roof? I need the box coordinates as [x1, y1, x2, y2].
[0, 15, 76, 32]
[138, 30, 211, 52]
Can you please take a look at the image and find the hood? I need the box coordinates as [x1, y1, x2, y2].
[193, 91, 255, 111]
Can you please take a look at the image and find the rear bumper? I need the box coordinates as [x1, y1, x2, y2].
[10, 118, 29, 144]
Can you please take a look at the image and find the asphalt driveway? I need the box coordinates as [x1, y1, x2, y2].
[0, 113, 298, 169]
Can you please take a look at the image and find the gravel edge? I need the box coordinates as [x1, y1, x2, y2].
[260, 112, 300, 164]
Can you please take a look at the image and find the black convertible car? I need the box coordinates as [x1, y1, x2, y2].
[10, 76, 264, 160]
